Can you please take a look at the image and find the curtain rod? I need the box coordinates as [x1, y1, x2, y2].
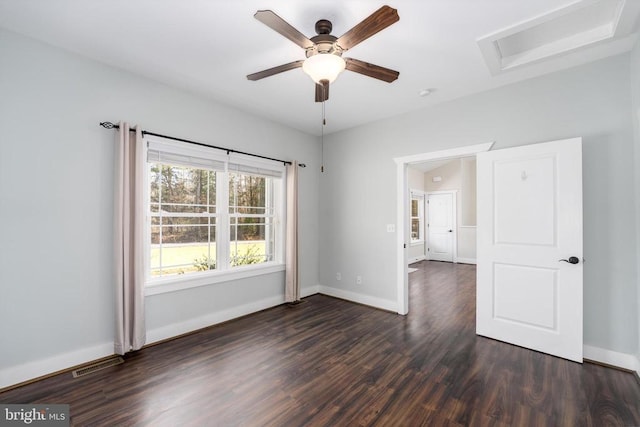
[99, 122, 306, 167]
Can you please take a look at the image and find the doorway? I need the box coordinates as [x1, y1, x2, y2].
[394, 142, 494, 315]
[426, 191, 456, 262]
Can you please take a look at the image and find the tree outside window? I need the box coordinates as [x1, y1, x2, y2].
[149, 164, 279, 278]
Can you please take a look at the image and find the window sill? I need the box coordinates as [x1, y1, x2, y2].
[410, 240, 424, 247]
[145, 263, 286, 296]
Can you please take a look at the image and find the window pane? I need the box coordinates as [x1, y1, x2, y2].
[228, 172, 273, 267]
[148, 160, 218, 278]
[150, 220, 216, 276]
[229, 239, 270, 266]
[229, 173, 267, 214]
[150, 164, 161, 210]
[152, 164, 216, 214]
[234, 217, 265, 241]
[411, 199, 418, 217]
[411, 219, 420, 240]
[229, 219, 270, 267]
[159, 218, 210, 243]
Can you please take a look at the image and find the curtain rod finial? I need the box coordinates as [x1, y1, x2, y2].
[100, 121, 118, 129]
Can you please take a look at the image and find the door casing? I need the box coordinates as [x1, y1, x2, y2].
[394, 142, 494, 315]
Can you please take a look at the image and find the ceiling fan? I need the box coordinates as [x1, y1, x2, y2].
[247, 5, 400, 102]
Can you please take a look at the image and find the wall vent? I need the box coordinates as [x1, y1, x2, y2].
[72, 357, 124, 378]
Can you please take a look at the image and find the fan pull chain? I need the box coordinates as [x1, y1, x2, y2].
[321, 100, 326, 173]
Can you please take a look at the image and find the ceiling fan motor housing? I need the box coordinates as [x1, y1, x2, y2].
[315, 19, 332, 35]
[306, 20, 343, 58]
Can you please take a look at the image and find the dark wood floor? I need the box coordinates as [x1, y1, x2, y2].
[2, 261, 639, 426]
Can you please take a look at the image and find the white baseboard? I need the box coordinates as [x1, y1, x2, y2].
[147, 295, 285, 344]
[301, 285, 320, 298]
[408, 255, 426, 264]
[318, 285, 398, 312]
[1, 294, 299, 390]
[0, 342, 113, 390]
[583, 345, 640, 374]
[455, 257, 477, 264]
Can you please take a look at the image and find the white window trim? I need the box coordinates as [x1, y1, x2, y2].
[410, 189, 425, 244]
[145, 263, 285, 296]
[143, 135, 286, 295]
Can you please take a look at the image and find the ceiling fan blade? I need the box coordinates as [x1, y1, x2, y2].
[315, 80, 329, 102]
[254, 10, 314, 49]
[247, 60, 304, 81]
[344, 58, 399, 83]
[336, 5, 399, 51]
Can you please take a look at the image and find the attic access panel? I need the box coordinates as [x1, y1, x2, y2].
[477, 0, 640, 75]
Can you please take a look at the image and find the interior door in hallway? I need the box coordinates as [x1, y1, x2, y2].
[427, 192, 455, 262]
[476, 137, 583, 362]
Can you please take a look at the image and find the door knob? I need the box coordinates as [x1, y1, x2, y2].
[559, 256, 580, 264]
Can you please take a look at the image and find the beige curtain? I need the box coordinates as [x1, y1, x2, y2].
[114, 122, 146, 355]
[285, 161, 299, 302]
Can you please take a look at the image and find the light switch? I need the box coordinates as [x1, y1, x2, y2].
[386, 224, 395, 232]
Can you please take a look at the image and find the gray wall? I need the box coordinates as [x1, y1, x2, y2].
[1, 26, 638, 385]
[320, 54, 638, 355]
[0, 29, 320, 380]
[631, 41, 640, 367]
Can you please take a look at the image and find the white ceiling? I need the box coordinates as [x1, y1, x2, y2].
[0, 0, 638, 136]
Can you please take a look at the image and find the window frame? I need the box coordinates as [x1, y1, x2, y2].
[148, 164, 218, 277]
[228, 172, 277, 267]
[410, 190, 425, 245]
[143, 136, 286, 296]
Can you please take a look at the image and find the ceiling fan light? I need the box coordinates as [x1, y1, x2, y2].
[302, 54, 346, 84]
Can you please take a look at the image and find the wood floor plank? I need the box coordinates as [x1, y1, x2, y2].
[1, 261, 639, 426]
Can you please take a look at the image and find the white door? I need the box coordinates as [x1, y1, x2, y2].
[427, 192, 455, 262]
[476, 138, 583, 362]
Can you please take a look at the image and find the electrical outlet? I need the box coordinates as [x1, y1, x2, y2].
[356, 275, 362, 285]
[336, 272, 341, 281]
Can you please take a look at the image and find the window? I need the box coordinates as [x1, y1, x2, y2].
[229, 172, 275, 266]
[149, 164, 217, 276]
[146, 137, 285, 287]
[410, 191, 425, 242]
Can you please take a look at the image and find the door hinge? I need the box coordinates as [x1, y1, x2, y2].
[403, 243, 406, 249]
